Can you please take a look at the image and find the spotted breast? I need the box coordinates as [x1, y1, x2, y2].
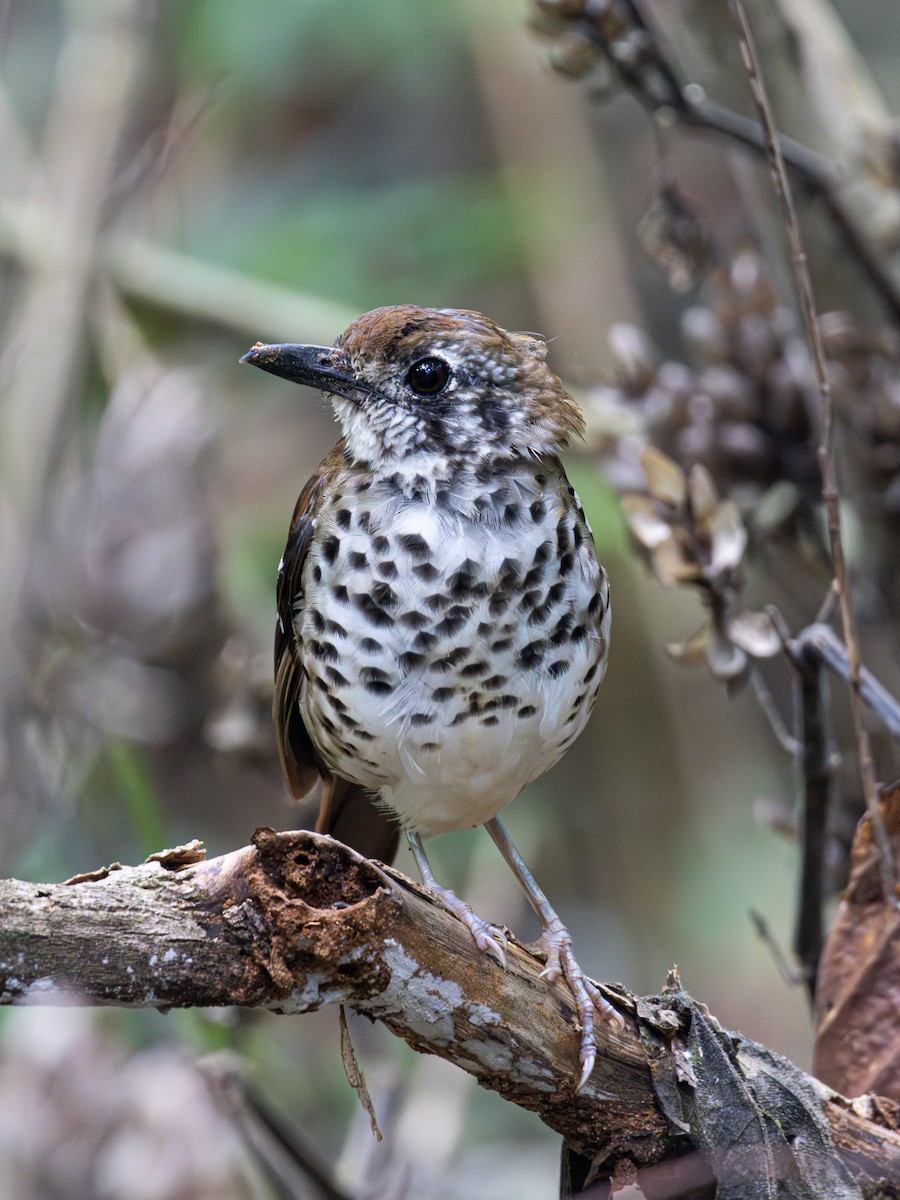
[294, 450, 609, 837]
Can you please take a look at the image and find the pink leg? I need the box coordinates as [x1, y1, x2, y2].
[406, 831, 507, 967]
[485, 817, 624, 1091]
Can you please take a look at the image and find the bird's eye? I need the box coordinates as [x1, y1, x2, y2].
[406, 357, 451, 397]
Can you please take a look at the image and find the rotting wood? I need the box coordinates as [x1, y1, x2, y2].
[1, 827, 899, 1187]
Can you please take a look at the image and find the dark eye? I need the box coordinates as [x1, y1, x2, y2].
[406, 357, 451, 396]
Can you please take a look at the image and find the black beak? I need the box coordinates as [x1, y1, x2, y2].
[240, 342, 375, 406]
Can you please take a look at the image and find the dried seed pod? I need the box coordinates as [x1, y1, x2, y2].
[548, 30, 602, 76]
[698, 366, 758, 422]
[642, 445, 686, 507]
[682, 306, 730, 365]
[638, 185, 709, 293]
[620, 493, 673, 550]
[593, 249, 825, 507]
[687, 463, 719, 526]
[727, 610, 781, 658]
[609, 322, 657, 391]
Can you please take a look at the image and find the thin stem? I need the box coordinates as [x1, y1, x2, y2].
[749, 909, 806, 988]
[200, 1057, 352, 1200]
[792, 644, 830, 993]
[564, 3, 900, 327]
[750, 668, 799, 756]
[730, 0, 895, 906]
[790, 624, 900, 742]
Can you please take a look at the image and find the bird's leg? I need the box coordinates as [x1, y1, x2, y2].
[406, 831, 507, 967]
[484, 817, 623, 1091]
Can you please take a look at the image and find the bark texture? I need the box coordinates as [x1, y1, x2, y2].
[1, 828, 899, 1193]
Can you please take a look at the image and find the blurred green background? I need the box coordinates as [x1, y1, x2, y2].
[2, 0, 900, 1196]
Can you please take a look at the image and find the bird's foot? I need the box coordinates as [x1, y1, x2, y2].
[539, 916, 625, 1092]
[422, 880, 508, 968]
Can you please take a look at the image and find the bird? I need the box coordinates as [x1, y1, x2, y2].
[241, 304, 623, 1089]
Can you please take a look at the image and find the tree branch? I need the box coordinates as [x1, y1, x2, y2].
[0, 199, 359, 345]
[2, 828, 900, 1191]
[792, 641, 830, 993]
[790, 624, 900, 742]
[535, 0, 900, 327]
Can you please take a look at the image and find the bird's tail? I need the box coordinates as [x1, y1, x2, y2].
[315, 774, 401, 863]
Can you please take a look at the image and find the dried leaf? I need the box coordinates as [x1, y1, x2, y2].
[726, 610, 781, 658]
[687, 463, 719, 526]
[608, 322, 656, 388]
[751, 481, 800, 535]
[642, 445, 686, 508]
[339, 1005, 383, 1141]
[814, 785, 900, 1099]
[703, 631, 748, 683]
[651, 537, 701, 587]
[637, 184, 708, 293]
[666, 624, 712, 665]
[707, 500, 747, 577]
[652, 993, 864, 1198]
[620, 493, 672, 549]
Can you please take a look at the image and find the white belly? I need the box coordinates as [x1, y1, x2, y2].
[297, 475, 609, 838]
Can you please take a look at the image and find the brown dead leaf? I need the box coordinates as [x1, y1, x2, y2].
[620, 493, 672, 549]
[666, 624, 712, 666]
[642, 445, 686, 508]
[706, 499, 747, 577]
[813, 784, 900, 1098]
[339, 1005, 382, 1141]
[727, 610, 781, 658]
[637, 183, 708, 294]
[650, 537, 702, 588]
[687, 463, 719, 525]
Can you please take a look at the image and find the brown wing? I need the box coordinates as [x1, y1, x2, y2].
[274, 441, 400, 863]
[273, 445, 342, 800]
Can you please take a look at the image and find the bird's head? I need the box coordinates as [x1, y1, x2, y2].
[241, 305, 583, 473]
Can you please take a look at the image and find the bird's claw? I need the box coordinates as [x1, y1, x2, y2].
[422, 881, 623, 1090]
[578, 1048, 596, 1094]
[464, 913, 508, 968]
[423, 880, 508, 968]
[539, 918, 624, 1092]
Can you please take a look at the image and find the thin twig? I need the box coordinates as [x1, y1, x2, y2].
[748, 909, 805, 988]
[200, 1055, 352, 1200]
[750, 668, 798, 756]
[729, 1, 895, 910]
[791, 641, 830, 992]
[0, 199, 359, 343]
[791, 624, 900, 743]
[814, 580, 839, 627]
[683, 98, 900, 328]
[558, 0, 900, 327]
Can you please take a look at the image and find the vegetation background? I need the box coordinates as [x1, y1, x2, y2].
[1, 1, 899, 1196]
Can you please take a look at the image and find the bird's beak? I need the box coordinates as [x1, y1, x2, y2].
[240, 342, 374, 406]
